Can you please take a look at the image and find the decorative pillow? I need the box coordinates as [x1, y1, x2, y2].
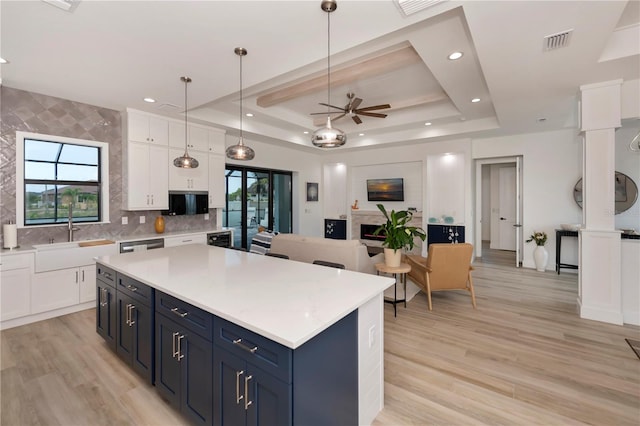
[249, 231, 279, 255]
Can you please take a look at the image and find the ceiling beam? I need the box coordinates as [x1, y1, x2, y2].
[256, 45, 422, 108]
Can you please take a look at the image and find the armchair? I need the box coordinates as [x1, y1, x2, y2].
[405, 243, 476, 311]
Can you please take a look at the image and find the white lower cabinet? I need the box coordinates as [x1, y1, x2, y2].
[164, 233, 207, 247]
[0, 253, 33, 321]
[31, 264, 96, 314]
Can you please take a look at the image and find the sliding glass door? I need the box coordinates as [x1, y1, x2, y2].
[223, 166, 292, 249]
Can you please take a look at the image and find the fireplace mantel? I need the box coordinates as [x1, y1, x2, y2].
[351, 209, 423, 254]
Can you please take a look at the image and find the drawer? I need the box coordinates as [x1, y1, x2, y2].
[0, 252, 33, 271]
[96, 263, 116, 287]
[155, 291, 213, 341]
[214, 317, 292, 384]
[117, 274, 153, 306]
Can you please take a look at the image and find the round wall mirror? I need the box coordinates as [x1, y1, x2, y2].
[573, 171, 638, 214]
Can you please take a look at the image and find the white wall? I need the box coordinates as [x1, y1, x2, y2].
[473, 129, 582, 270]
[351, 162, 422, 212]
[225, 135, 325, 237]
[615, 122, 640, 231]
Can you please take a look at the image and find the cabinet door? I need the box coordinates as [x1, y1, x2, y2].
[131, 301, 154, 384]
[96, 281, 116, 350]
[169, 148, 208, 191]
[116, 292, 135, 364]
[189, 126, 209, 152]
[126, 142, 151, 210]
[181, 331, 214, 426]
[128, 112, 151, 143]
[79, 265, 96, 303]
[164, 234, 207, 247]
[169, 121, 186, 149]
[148, 145, 169, 209]
[246, 364, 292, 426]
[31, 268, 80, 314]
[208, 130, 226, 155]
[213, 347, 247, 426]
[148, 116, 169, 145]
[0, 268, 31, 321]
[208, 154, 225, 208]
[155, 314, 182, 409]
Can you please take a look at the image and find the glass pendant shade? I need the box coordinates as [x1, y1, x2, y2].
[227, 47, 255, 161]
[312, 116, 346, 148]
[312, 0, 346, 148]
[226, 137, 255, 160]
[174, 76, 199, 168]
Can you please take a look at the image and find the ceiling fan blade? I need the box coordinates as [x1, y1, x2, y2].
[350, 97, 363, 110]
[356, 104, 391, 112]
[352, 115, 363, 125]
[357, 112, 387, 118]
[318, 103, 345, 111]
[332, 113, 346, 121]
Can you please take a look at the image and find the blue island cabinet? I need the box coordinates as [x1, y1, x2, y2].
[213, 312, 359, 426]
[95, 264, 116, 350]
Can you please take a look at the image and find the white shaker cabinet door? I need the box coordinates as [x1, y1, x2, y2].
[148, 145, 169, 209]
[78, 265, 97, 304]
[31, 268, 80, 314]
[0, 268, 31, 321]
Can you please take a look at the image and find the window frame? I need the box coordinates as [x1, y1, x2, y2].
[16, 131, 110, 228]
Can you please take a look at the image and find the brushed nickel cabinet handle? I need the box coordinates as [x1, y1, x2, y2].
[236, 370, 244, 404]
[75, 271, 79, 283]
[170, 307, 188, 318]
[244, 375, 253, 410]
[177, 334, 185, 361]
[232, 338, 258, 354]
[100, 288, 107, 307]
[103, 272, 112, 279]
[126, 284, 138, 292]
[128, 305, 136, 326]
[172, 332, 179, 359]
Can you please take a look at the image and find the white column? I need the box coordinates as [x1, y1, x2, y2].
[578, 80, 623, 325]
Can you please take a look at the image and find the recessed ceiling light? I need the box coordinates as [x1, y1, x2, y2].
[245, 113, 254, 117]
[0, 57, 8, 64]
[143, 97, 156, 103]
[359, 133, 365, 136]
[471, 98, 481, 103]
[424, 122, 432, 126]
[303, 131, 309, 134]
[448, 51, 463, 60]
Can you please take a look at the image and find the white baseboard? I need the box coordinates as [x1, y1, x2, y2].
[1, 302, 94, 330]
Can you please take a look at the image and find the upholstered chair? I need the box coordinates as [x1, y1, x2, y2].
[405, 243, 476, 311]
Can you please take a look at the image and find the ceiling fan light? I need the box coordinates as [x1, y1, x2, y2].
[312, 116, 346, 148]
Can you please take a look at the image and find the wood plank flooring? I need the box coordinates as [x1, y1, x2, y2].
[2, 262, 639, 425]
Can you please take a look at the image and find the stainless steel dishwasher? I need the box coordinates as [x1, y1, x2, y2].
[119, 238, 165, 254]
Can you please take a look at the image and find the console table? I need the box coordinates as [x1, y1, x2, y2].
[555, 229, 578, 274]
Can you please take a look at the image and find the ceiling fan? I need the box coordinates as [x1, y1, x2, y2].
[311, 92, 390, 124]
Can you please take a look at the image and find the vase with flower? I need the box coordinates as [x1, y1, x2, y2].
[526, 231, 548, 271]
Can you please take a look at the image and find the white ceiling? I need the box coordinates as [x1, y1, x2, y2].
[1, 0, 638, 152]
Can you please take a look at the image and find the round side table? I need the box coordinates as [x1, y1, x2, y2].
[375, 262, 411, 317]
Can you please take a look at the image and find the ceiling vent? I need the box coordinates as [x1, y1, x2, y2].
[42, 0, 79, 13]
[395, 0, 447, 17]
[543, 29, 573, 51]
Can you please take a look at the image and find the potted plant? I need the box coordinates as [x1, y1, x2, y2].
[373, 203, 426, 267]
[526, 231, 548, 271]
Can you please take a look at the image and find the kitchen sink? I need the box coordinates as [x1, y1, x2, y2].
[34, 239, 118, 272]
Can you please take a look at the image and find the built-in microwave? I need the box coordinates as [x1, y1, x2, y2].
[163, 191, 208, 216]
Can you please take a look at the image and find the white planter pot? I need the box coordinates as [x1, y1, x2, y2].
[384, 248, 402, 268]
[533, 245, 548, 272]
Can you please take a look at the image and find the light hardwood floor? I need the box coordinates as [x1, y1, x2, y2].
[2, 262, 639, 425]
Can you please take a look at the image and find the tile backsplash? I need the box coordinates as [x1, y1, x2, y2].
[0, 86, 217, 247]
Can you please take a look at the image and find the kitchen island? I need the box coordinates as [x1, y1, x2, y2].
[95, 244, 394, 426]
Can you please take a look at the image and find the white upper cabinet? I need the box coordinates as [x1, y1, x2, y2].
[170, 123, 212, 153]
[126, 142, 169, 210]
[127, 110, 169, 145]
[168, 148, 208, 191]
[168, 121, 186, 149]
[208, 129, 226, 155]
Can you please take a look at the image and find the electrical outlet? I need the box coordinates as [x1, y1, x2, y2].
[121, 217, 128, 225]
[368, 325, 375, 348]
[139, 216, 145, 224]
[204, 213, 210, 220]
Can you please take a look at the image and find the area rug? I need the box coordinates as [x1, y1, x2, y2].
[382, 277, 422, 302]
[625, 338, 640, 360]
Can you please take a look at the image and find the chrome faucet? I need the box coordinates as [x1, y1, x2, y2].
[68, 203, 79, 242]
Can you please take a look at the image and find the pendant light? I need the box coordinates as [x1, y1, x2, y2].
[226, 47, 255, 161]
[173, 76, 199, 168]
[311, 0, 346, 148]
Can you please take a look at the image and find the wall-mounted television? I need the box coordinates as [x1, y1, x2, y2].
[367, 178, 404, 202]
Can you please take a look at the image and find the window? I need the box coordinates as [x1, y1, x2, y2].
[16, 132, 110, 227]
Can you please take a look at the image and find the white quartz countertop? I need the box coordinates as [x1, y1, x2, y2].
[96, 244, 394, 349]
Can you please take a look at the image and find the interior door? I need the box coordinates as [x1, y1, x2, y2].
[498, 166, 516, 250]
[515, 157, 523, 267]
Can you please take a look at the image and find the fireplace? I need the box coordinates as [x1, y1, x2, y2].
[361, 224, 385, 242]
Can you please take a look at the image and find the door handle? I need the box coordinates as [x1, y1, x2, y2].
[172, 332, 180, 359]
[513, 224, 523, 227]
[236, 370, 244, 404]
[177, 334, 185, 361]
[244, 374, 253, 410]
[500, 217, 507, 220]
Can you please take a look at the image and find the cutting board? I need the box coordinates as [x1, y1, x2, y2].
[78, 239, 115, 247]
